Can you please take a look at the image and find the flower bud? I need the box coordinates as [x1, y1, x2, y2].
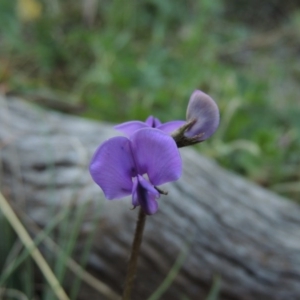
[186, 90, 220, 141]
[171, 90, 220, 147]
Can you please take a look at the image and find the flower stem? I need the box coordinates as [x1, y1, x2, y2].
[122, 208, 147, 300]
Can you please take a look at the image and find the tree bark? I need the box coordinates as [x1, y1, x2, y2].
[1, 96, 300, 300]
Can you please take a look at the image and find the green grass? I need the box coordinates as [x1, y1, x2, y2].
[1, 0, 299, 201]
[0, 0, 300, 299]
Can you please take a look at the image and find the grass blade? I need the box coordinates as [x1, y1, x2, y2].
[0, 191, 70, 300]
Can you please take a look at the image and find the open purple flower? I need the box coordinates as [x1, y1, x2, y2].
[89, 128, 182, 215]
[115, 115, 185, 136]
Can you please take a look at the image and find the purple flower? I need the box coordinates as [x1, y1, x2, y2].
[170, 90, 220, 147]
[185, 90, 220, 141]
[89, 128, 182, 215]
[115, 90, 219, 146]
[115, 115, 186, 136]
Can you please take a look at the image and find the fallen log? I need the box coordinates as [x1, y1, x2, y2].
[1, 95, 300, 300]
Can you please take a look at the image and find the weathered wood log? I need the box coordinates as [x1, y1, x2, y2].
[1, 96, 300, 300]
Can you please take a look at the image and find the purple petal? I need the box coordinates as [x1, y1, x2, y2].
[186, 90, 220, 140]
[137, 175, 160, 197]
[157, 120, 186, 134]
[132, 177, 139, 206]
[114, 121, 149, 136]
[130, 128, 182, 186]
[89, 137, 136, 199]
[134, 175, 159, 215]
[145, 116, 162, 127]
[153, 118, 162, 127]
[138, 192, 158, 215]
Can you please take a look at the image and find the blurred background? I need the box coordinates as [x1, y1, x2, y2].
[0, 0, 300, 200]
[1, 1, 300, 300]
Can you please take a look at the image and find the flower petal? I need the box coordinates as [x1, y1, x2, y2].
[114, 121, 149, 136]
[137, 175, 160, 197]
[145, 116, 161, 127]
[139, 192, 158, 215]
[157, 120, 186, 134]
[186, 90, 220, 140]
[135, 175, 159, 215]
[130, 128, 182, 186]
[132, 177, 139, 206]
[89, 136, 136, 199]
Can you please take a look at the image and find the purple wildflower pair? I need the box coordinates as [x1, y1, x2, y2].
[89, 90, 220, 215]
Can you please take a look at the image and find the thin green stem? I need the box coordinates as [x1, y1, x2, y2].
[122, 208, 147, 300]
